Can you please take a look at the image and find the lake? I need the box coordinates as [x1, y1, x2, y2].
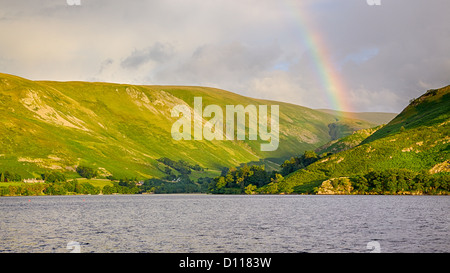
[0, 194, 448, 253]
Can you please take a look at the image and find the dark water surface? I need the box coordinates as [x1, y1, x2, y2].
[0, 194, 448, 253]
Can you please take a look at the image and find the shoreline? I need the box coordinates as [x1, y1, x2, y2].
[1, 192, 449, 198]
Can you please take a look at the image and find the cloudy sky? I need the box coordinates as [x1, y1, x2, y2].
[0, 0, 449, 113]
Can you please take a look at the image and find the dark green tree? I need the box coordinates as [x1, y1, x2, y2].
[76, 166, 98, 179]
[42, 171, 66, 183]
[350, 174, 368, 193]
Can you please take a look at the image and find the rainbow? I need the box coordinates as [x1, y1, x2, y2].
[283, 1, 353, 116]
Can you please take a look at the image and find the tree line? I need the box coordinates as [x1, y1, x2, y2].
[0, 178, 101, 196]
[0, 171, 22, 182]
[0, 165, 99, 183]
[1, 166, 102, 196]
[3, 154, 448, 196]
[207, 151, 450, 195]
[208, 151, 322, 194]
[319, 168, 450, 195]
[102, 178, 141, 195]
[140, 175, 212, 194]
[157, 157, 204, 175]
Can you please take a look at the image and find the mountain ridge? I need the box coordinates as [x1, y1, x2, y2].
[0, 72, 381, 180]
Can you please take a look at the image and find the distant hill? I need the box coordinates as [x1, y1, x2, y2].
[275, 85, 450, 194]
[316, 109, 397, 125]
[0, 73, 381, 180]
[315, 125, 384, 155]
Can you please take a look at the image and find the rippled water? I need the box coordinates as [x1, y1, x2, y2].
[0, 194, 448, 253]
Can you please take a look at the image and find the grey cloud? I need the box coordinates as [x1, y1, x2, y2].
[0, 0, 449, 112]
[98, 58, 113, 74]
[121, 43, 174, 69]
[156, 42, 284, 88]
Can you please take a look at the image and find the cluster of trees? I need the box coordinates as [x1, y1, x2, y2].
[1, 166, 99, 183]
[0, 159, 214, 195]
[280, 151, 323, 176]
[0, 178, 101, 196]
[44, 179, 101, 195]
[0, 171, 22, 182]
[209, 165, 276, 194]
[157, 157, 203, 175]
[317, 169, 450, 195]
[142, 151, 329, 195]
[1, 183, 46, 196]
[76, 166, 98, 179]
[131, 157, 211, 193]
[209, 148, 450, 195]
[0, 169, 104, 196]
[141, 175, 212, 194]
[41, 171, 67, 183]
[102, 178, 141, 194]
[209, 150, 323, 194]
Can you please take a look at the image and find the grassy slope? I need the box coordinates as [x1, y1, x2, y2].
[0, 73, 379, 180]
[316, 109, 397, 125]
[279, 85, 450, 193]
[315, 125, 384, 155]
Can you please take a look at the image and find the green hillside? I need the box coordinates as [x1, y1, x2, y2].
[315, 125, 384, 155]
[0, 73, 378, 181]
[362, 86, 450, 144]
[274, 85, 450, 194]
